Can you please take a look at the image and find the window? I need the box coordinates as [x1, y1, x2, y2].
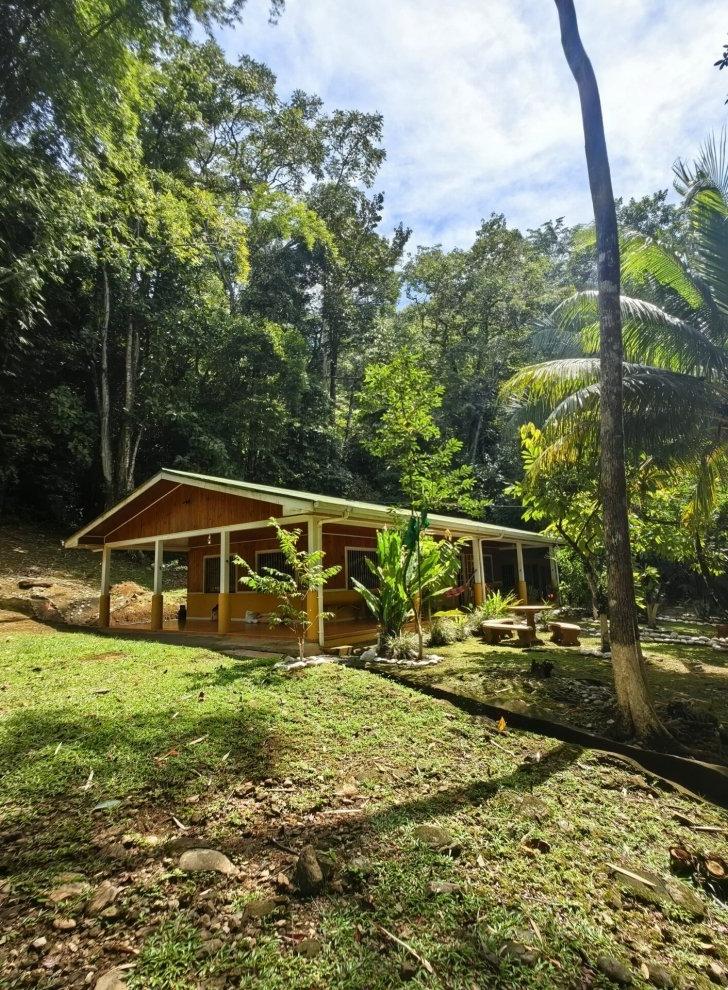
[255, 550, 294, 579]
[483, 553, 495, 584]
[203, 556, 238, 594]
[346, 547, 377, 590]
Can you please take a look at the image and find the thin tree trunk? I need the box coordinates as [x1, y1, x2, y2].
[554, 0, 665, 740]
[97, 265, 114, 507]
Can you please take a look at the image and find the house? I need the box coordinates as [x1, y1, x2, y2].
[65, 469, 560, 651]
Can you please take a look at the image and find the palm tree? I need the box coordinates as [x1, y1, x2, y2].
[551, 0, 664, 741]
[505, 133, 728, 530]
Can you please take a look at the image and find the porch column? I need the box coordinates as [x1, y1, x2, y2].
[150, 539, 164, 630]
[99, 545, 111, 627]
[549, 546, 560, 603]
[515, 541, 528, 603]
[305, 518, 323, 648]
[471, 537, 485, 605]
[217, 530, 231, 634]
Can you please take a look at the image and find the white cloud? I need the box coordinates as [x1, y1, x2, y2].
[219, 0, 728, 248]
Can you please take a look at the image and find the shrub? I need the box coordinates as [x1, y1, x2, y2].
[469, 589, 518, 628]
[385, 631, 420, 661]
[430, 608, 469, 646]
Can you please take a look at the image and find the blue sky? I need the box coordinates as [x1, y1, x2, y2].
[217, 0, 728, 250]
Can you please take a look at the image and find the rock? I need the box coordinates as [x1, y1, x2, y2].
[413, 824, 457, 850]
[501, 940, 540, 965]
[53, 917, 77, 931]
[95, 968, 127, 990]
[294, 937, 323, 958]
[596, 955, 633, 985]
[293, 844, 324, 895]
[179, 849, 236, 875]
[519, 795, 550, 822]
[647, 963, 675, 989]
[48, 881, 90, 903]
[707, 960, 728, 985]
[32, 936, 48, 949]
[428, 881, 462, 895]
[31, 597, 63, 623]
[87, 881, 119, 916]
[243, 898, 278, 919]
[18, 579, 52, 589]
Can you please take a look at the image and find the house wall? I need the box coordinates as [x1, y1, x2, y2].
[107, 485, 283, 543]
[480, 542, 554, 597]
[185, 521, 378, 622]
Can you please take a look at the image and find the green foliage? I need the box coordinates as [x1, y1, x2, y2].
[357, 348, 482, 513]
[429, 610, 469, 647]
[503, 135, 728, 530]
[351, 529, 412, 647]
[352, 527, 464, 651]
[470, 589, 518, 624]
[236, 519, 340, 660]
[384, 631, 420, 661]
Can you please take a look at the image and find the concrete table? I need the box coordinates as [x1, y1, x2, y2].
[507, 604, 554, 638]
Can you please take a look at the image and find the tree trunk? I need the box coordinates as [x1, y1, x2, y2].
[96, 266, 115, 507]
[554, 0, 665, 740]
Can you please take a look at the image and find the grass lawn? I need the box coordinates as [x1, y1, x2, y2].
[1, 626, 727, 989]
[398, 633, 728, 757]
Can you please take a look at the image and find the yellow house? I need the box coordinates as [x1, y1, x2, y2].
[65, 469, 559, 651]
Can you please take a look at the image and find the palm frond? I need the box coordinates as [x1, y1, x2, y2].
[621, 233, 703, 309]
[552, 290, 725, 374]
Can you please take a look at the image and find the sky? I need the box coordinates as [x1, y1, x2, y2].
[217, 0, 728, 250]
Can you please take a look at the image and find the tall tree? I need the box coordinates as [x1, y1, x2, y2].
[553, 0, 665, 739]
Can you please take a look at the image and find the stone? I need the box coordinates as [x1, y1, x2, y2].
[87, 881, 119, 916]
[53, 918, 77, 931]
[31, 937, 48, 949]
[428, 881, 462, 895]
[293, 844, 324, 895]
[597, 955, 633, 985]
[95, 968, 127, 990]
[501, 940, 540, 965]
[48, 882, 90, 903]
[294, 937, 323, 958]
[243, 898, 278, 919]
[179, 849, 236, 876]
[647, 963, 675, 989]
[413, 824, 456, 850]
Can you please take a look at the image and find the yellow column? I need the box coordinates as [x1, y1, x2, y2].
[217, 530, 231, 634]
[305, 589, 319, 643]
[99, 545, 111, 627]
[151, 539, 164, 631]
[516, 541, 528, 604]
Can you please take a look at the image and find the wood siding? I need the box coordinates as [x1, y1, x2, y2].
[107, 486, 283, 543]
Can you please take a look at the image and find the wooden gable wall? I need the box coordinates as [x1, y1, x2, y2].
[106, 485, 283, 543]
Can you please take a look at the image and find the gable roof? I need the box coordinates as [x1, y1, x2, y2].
[65, 468, 557, 548]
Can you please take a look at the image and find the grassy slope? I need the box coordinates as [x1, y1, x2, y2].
[0, 627, 727, 989]
[401, 634, 728, 755]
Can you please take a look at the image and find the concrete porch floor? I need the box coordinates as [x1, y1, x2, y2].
[105, 617, 380, 655]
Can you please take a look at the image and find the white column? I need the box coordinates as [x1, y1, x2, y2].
[515, 541, 528, 603]
[316, 521, 325, 648]
[153, 539, 163, 595]
[219, 530, 230, 594]
[549, 546, 560, 601]
[101, 545, 111, 594]
[471, 537, 484, 605]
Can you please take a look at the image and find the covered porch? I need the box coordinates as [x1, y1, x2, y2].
[65, 469, 560, 653]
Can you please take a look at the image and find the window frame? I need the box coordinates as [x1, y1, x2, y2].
[202, 554, 239, 594]
[254, 549, 295, 580]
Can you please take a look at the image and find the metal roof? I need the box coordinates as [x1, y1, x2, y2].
[66, 468, 557, 548]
